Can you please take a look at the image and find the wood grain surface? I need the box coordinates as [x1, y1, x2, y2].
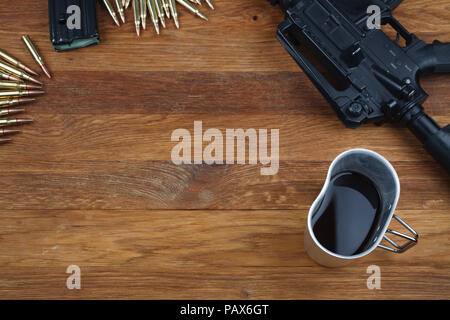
[0, 0, 449, 299]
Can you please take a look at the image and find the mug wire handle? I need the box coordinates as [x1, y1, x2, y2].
[378, 215, 419, 253]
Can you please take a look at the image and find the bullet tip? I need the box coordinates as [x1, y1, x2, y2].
[41, 65, 52, 79]
[113, 15, 121, 27]
[28, 76, 43, 86]
[16, 118, 34, 125]
[205, 0, 214, 10]
[1, 129, 21, 136]
[24, 66, 40, 76]
[0, 138, 12, 144]
[197, 12, 208, 21]
[17, 98, 36, 104]
[8, 109, 25, 116]
[26, 83, 43, 90]
[28, 90, 45, 96]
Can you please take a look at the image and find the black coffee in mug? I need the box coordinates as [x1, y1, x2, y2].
[305, 149, 418, 267]
[311, 171, 382, 256]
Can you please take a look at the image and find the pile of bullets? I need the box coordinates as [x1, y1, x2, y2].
[0, 36, 51, 145]
[103, 0, 214, 36]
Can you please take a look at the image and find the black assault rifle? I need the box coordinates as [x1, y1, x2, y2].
[271, 0, 450, 173]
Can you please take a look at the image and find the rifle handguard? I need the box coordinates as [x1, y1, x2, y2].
[404, 106, 450, 172]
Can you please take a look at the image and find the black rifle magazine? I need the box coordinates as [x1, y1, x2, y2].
[49, 0, 99, 52]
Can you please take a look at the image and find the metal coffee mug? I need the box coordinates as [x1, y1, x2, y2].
[304, 149, 418, 267]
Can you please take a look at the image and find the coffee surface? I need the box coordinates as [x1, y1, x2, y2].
[311, 171, 381, 256]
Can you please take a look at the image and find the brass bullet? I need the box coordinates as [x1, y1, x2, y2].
[0, 108, 24, 117]
[140, 0, 147, 30]
[103, 0, 121, 26]
[168, 0, 179, 28]
[0, 49, 39, 76]
[0, 60, 42, 85]
[176, 0, 208, 21]
[115, 0, 126, 23]
[161, 0, 171, 18]
[0, 118, 33, 127]
[0, 80, 42, 90]
[125, 0, 132, 8]
[147, 0, 160, 34]
[21, 35, 52, 79]
[133, 0, 141, 36]
[0, 90, 44, 98]
[0, 98, 35, 108]
[0, 128, 20, 136]
[154, 0, 166, 28]
[0, 70, 22, 82]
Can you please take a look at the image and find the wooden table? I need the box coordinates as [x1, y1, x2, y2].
[0, 0, 448, 299]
